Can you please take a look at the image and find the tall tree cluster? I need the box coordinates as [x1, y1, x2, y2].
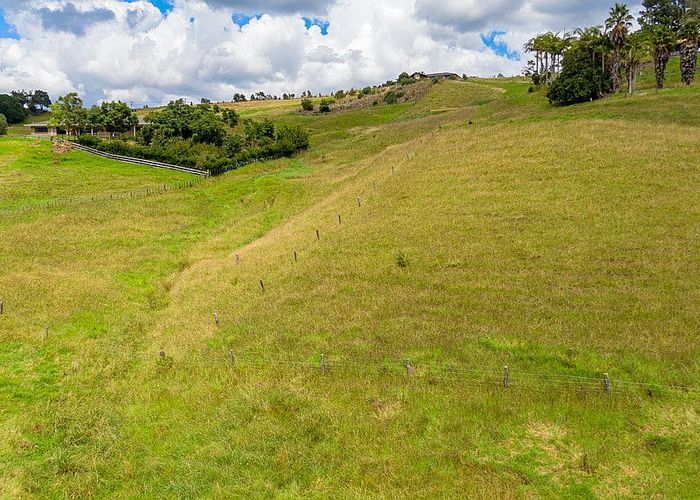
[525, 0, 700, 105]
[0, 89, 52, 124]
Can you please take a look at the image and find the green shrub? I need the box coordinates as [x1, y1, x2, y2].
[547, 67, 600, 106]
[301, 98, 314, 111]
[0, 114, 8, 136]
[546, 43, 610, 106]
[76, 134, 101, 147]
[384, 91, 398, 105]
[319, 97, 335, 113]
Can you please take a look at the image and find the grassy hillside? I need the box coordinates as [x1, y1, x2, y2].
[1, 76, 699, 497]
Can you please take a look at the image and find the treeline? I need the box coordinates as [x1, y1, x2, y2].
[0, 89, 52, 125]
[68, 98, 308, 175]
[524, 0, 700, 105]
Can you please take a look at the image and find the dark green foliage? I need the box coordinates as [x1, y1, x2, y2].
[334, 90, 346, 99]
[275, 125, 310, 155]
[78, 117, 309, 176]
[640, 0, 685, 30]
[0, 94, 28, 124]
[0, 114, 7, 135]
[547, 44, 610, 105]
[384, 91, 399, 105]
[192, 113, 227, 146]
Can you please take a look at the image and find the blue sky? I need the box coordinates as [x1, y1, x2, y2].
[0, 8, 18, 39]
[480, 31, 520, 61]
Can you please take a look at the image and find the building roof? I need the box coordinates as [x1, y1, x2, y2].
[25, 121, 50, 127]
[411, 71, 460, 78]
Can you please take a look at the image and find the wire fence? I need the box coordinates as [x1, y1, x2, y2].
[147, 348, 700, 398]
[0, 177, 205, 214]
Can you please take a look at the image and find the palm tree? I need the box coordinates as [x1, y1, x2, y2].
[678, 20, 700, 85]
[605, 3, 635, 93]
[624, 31, 649, 93]
[649, 26, 676, 89]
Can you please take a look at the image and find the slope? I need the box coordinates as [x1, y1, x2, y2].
[1, 78, 700, 497]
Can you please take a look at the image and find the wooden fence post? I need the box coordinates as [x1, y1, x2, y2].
[294, 251, 298, 262]
[316, 229, 320, 240]
[406, 358, 412, 377]
[259, 280, 265, 292]
[229, 350, 235, 368]
[503, 366, 509, 388]
[321, 353, 326, 375]
[356, 197, 361, 207]
[338, 214, 342, 225]
[214, 312, 220, 327]
[603, 373, 611, 393]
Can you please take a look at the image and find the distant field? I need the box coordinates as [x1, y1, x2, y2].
[1, 75, 699, 497]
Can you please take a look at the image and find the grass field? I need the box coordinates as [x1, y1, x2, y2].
[1, 69, 699, 497]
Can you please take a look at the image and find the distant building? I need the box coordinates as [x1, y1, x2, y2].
[410, 72, 461, 80]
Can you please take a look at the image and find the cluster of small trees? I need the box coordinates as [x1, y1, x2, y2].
[0, 89, 52, 125]
[49, 93, 138, 135]
[525, 0, 700, 105]
[76, 98, 309, 174]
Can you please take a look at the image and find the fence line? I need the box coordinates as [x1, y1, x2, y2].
[0, 177, 204, 214]
[69, 142, 210, 177]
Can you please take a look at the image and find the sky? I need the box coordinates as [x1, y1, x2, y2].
[0, 0, 642, 106]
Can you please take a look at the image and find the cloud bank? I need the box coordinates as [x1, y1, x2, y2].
[0, 0, 635, 106]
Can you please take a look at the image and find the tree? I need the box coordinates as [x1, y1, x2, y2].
[679, 19, 700, 85]
[99, 101, 138, 133]
[192, 113, 227, 145]
[86, 105, 105, 133]
[606, 3, 634, 93]
[648, 25, 676, 88]
[547, 41, 611, 105]
[301, 98, 314, 111]
[624, 31, 649, 93]
[50, 93, 87, 135]
[0, 94, 28, 124]
[0, 114, 7, 135]
[30, 90, 52, 114]
[640, 0, 685, 31]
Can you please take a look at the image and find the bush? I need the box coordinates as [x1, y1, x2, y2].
[0, 114, 7, 136]
[76, 134, 101, 147]
[319, 97, 335, 113]
[546, 44, 610, 106]
[276, 125, 310, 155]
[301, 98, 314, 111]
[384, 91, 398, 105]
[547, 71, 600, 106]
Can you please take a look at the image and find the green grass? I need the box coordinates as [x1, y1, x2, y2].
[1, 78, 700, 497]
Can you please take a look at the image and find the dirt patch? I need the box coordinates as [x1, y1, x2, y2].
[52, 141, 73, 155]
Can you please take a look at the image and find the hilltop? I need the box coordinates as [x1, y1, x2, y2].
[0, 68, 699, 497]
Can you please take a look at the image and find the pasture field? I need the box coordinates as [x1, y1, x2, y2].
[1, 72, 699, 497]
